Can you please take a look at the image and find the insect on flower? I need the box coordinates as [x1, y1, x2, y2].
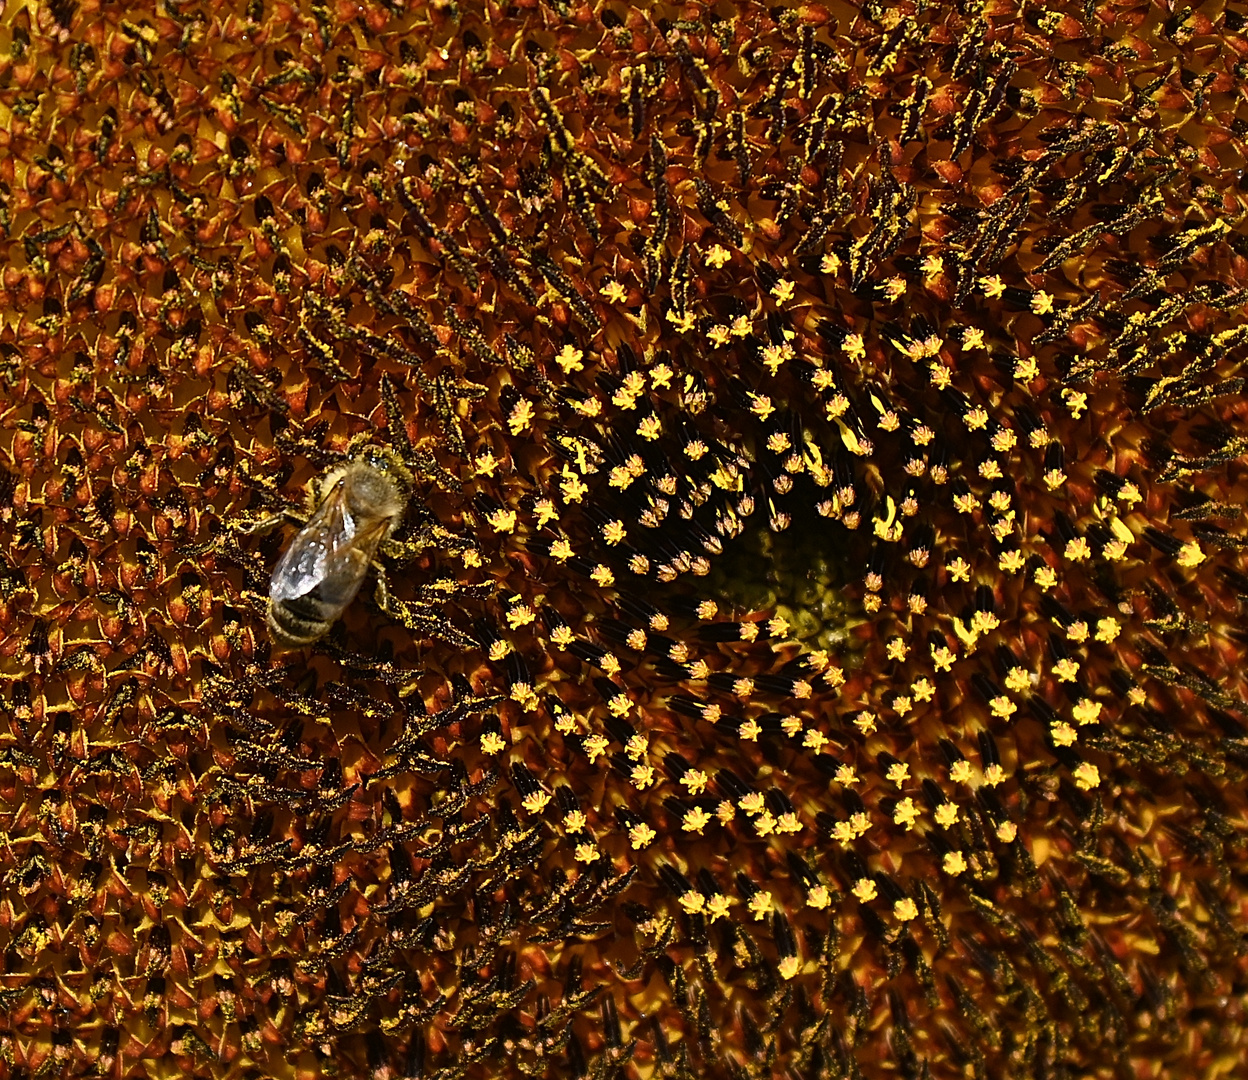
[267, 448, 412, 648]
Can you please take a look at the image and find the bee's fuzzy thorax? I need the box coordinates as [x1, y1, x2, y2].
[339, 458, 408, 537]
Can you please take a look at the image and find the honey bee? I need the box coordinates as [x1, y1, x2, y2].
[268, 449, 411, 648]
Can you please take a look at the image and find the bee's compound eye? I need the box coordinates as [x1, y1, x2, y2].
[357, 448, 385, 472]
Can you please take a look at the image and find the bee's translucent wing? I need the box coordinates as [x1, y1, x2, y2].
[269, 481, 389, 609]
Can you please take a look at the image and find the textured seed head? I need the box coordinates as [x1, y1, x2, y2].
[3, 2, 1248, 1078]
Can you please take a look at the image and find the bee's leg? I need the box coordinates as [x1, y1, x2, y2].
[176, 510, 293, 557]
[230, 515, 282, 539]
[177, 507, 307, 561]
[378, 536, 429, 564]
[371, 567, 478, 649]
[238, 588, 270, 617]
[230, 509, 306, 538]
[379, 524, 471, 565]
[372, 563, 392, 612]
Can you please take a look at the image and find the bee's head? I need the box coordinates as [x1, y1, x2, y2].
[357, 445, 414, 496]
[326, 446, 414, 534]
[315, 446, 414, 524]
